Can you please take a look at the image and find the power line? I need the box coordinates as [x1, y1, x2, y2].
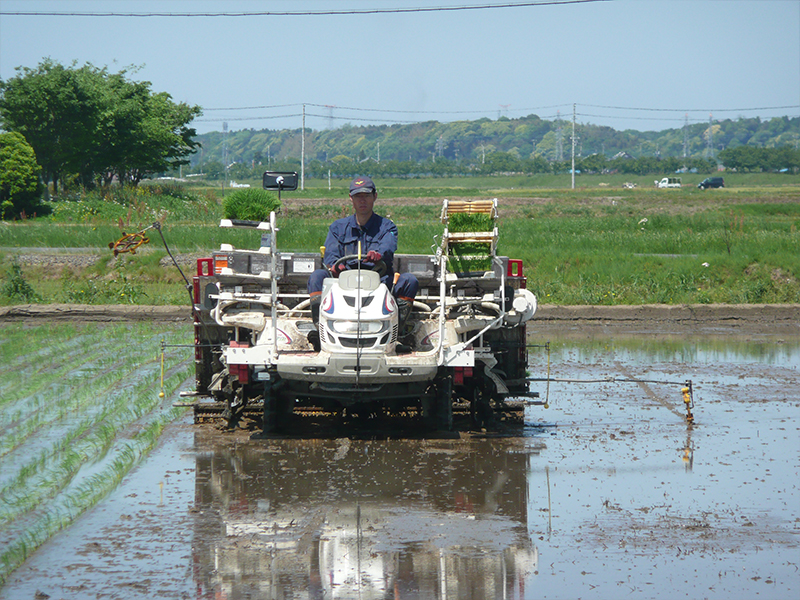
[195, 107, 799, 128]
[196, 113, 304, 123]
[202, 103, 302, 112]
[577, 110, 800, 124]
[583, 103, 800, 114]
[0, 1, 609, 18]
[201, 101, 798, 119]
[197, 113, 422, 125]
[202, 102, 571, 114]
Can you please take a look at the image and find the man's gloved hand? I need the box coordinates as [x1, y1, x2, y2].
[365, 250, 382, 262]
[329, 263, 346, 276]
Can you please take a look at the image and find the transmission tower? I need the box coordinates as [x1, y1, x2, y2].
[706, 113, 714, 159]
[570, 104, 578, 190]
[556, 111, 564, 161]
[222, 121, 229, 167]
[682, 113, 689, 161]
[325, 105, 336, 130]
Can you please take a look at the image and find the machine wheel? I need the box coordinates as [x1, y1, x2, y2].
[471, 381, 497, 429]
[435, 374, 454, 431]
[223, 386, 247, 430]
[261, 379, 290, 434]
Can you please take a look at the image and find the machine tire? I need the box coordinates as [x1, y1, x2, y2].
[436, 374, 454, 431]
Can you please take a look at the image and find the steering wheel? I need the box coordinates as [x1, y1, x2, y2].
[331, 254, 387, 277]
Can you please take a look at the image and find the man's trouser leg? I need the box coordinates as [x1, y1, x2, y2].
[393, 273, 419, 353]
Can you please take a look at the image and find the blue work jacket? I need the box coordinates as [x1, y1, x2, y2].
[323, 213, 398, 277]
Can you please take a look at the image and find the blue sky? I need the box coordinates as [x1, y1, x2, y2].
[1, 0, 798, 134]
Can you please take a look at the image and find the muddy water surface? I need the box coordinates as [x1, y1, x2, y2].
[2, 333, 798, 599]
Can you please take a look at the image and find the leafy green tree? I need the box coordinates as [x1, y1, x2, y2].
[719, 146, 762, 171]
[0, 59, 103, 192]
[0, 131, 43, 218]
[200, 160, 225, 180]
[577, 153, 607, 174]
[0, 59, 200, 192]
[190, 113, 799, 179]
[116, 90, 200, 185]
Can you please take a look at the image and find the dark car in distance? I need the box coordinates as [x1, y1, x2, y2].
[698, 177, 725, 189]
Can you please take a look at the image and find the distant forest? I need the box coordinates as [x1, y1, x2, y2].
[190, 114, 800, 179]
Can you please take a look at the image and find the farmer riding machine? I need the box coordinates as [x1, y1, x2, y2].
[191, 173, 539, 432]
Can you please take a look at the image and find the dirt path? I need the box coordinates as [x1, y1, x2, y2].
[2, 303, 798, 336]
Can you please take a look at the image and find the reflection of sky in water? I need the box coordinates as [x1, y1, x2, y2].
[525, 335, 800, 599]
[541, 336, 800, 369]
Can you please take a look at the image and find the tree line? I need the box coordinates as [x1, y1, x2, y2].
[193, 114, 800, 178]
[718, 145, 800, 172]
[198, 152, 722, 182]
[0, 59, 200, 198]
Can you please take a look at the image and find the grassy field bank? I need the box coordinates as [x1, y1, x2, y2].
[1, 177, 798, 306]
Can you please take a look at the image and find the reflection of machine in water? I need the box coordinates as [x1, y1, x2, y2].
[192, 435, 541, 599]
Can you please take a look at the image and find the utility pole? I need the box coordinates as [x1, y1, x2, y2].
[301, 104, 305, 190]
[222, 121, 228, 197]
[571, 104, 577, 190]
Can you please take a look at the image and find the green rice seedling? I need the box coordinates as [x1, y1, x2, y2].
[0, 338, 160, 458]
[447, 211, 495, 233]
[0, 323, 75, 364]
[0, 324, 189, 496]
[222, 188, 281, 221]
[0, 324, 139, 409]
[0, 335, 190, 533]
[447, 242, 493, 273]
[442, 211, 496, 274]
[0, 362, 193, 583]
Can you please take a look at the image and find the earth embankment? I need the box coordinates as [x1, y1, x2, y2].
[2, 303, 798, 336]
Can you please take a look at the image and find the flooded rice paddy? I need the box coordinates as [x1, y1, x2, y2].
[1, 325, 798, 599]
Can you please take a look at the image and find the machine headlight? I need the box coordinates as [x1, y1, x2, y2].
[329, 320, 388, 334]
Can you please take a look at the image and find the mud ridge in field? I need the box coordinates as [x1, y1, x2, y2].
[1, 303, 798, 336]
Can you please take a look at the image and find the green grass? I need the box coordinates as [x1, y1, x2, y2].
[503, 203, 799, 304]
[1, 176, 799, 306]
[224, 171, 800, 197]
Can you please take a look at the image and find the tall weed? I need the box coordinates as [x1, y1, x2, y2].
[1, 261, 41, 303]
